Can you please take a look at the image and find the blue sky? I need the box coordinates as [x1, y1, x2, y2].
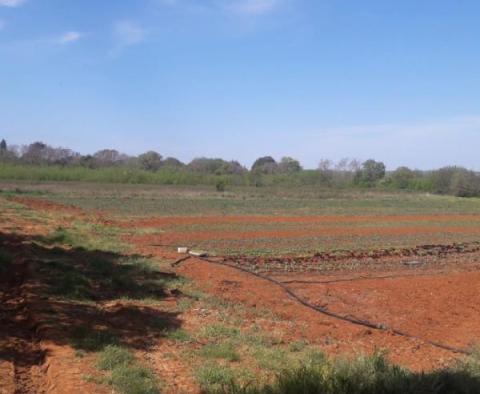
[1, 0, 479, 169]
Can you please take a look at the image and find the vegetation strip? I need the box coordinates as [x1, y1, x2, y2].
[197, 256, 471, 356]
[225, 240, 480, 271]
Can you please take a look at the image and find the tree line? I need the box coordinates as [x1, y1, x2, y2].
[1, 139, 479, 197]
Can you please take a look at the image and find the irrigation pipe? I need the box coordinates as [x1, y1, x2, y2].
[193, 256, 471, 356]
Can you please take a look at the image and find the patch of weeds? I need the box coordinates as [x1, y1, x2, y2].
[305, 349, 327, 366]
[252, 347, 295, 372]
[200, 324, 241, 341]
[166, 328, 193, 343]
[163, 276, 189, 290]
[200, 343, 240, 362]
[196, 363, 235, 393]
[109, 364, 160, 394]
[97, 345, 134, 371]
[288, 339, 309, 353]
[42, 260, 93, 300]
[70, 326, 118, 352]
[205, 296, 234, 310]
[243, 331, 282, 348]
[95, 345, 160, 394]
[70, 221, 127, 253]
[176, 298, 194, 312]
[44, 226, 77, 246]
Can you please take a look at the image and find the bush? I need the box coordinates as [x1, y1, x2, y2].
[355, 160, 386, 187]
[216, 179, 226, 192]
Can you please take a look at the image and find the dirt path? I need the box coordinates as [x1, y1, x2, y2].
[0, 252, 46, 394]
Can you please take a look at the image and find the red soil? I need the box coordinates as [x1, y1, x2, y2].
[123, 214, 480, 228]
[10, 196, 84, 215]
[130, 213, 480, 371]
[175, 257, 467, 371]
[132, 225, 480, 245]
[284, 269, 480, 353]
[4, 197, 480, 391]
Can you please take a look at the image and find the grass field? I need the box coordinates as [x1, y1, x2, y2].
[1, 181, 480, 393]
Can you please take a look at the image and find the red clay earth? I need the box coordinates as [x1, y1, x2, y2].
[0, 233, 109, 394]
[130, 225, 480, 246]
[173, 254, 480, 371]
[125, 212, 480, 372]
[10, 196, 85, 216]
[3, 196, 480, 392]
[122, 214, 480, 227]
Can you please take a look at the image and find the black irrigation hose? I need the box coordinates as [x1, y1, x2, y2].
[170, 255, 191, 267]
[196, 256, 471, 356]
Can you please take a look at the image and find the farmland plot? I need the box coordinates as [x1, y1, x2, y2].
[2, 184, 480, 393]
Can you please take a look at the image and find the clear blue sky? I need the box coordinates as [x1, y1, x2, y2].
[1, 0, 479, 169]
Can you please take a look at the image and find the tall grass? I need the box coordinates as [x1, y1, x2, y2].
[207, 352, 480, 394]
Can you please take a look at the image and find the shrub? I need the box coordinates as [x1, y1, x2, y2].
[355, 160, 386, 187]
[216, 179, 226, 192]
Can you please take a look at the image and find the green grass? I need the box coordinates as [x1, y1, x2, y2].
[96, 345, 160, 393]
[97, 345, 134, 370]
[207, 351, 480, 394]
[15, 182, 480, 257]
[200, 324, 241, 341]
[46, 190, 480, 217]
[196, 364, 236, 392]
[109, 365, 160, 394]
[166, 328, 194, 343]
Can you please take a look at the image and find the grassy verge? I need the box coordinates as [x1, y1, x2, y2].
[206, 350, 480, 394]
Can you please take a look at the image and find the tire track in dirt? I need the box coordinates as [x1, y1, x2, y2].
[0, 253, 47, 394]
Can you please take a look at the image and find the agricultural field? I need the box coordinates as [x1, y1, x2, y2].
[1, 181, 480, 393]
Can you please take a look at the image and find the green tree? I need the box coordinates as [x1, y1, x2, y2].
[163, 157, 185, 168]
[390, 166, 415, 189]
[138, 151, 163, 172]
[251, 156, 278, 174]
[356, 159, 386, 186]
[278, 157, 302, 173]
